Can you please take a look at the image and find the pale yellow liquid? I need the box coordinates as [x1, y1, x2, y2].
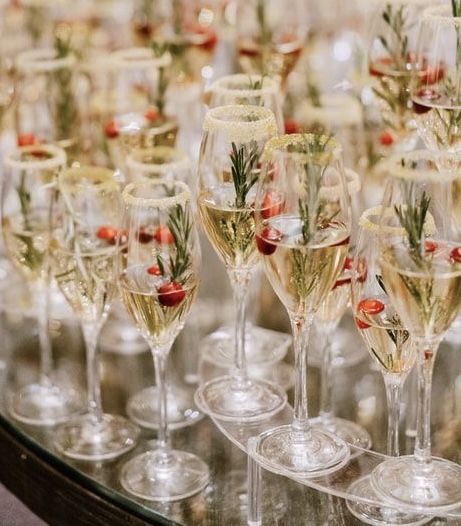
[316, 282, 350, 324]
[260, 216, 349, 317]
[120, 265, 198, 349]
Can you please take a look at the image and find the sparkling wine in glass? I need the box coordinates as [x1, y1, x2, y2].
[252, 133, 352, 478]
[2, 144, 84, 425]
[370, 150, 461, 512]
[52, 166, 139, 460]
[119, 179, 209, 501]
[195, 104, 287, 422]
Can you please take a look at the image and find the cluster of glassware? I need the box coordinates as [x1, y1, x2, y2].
[0, 0, 461, 521]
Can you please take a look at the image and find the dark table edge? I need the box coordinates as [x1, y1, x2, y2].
[0, 415, 179, 526]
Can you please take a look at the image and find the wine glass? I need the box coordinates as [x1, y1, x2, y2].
[348, 205, 431, 526]
[252, 133, 351, 477]
[370, 150, 461, 512]
[206, 74, 284, 132]
[195, 104, 287, 422]
[2, 144, 84, 425]
[368, 0, 433, 151]
[410, 5, 461, 155]
[313, 169, 372, 451]
[52, 166, 139, 460]
[118, 179, 209, 501]
[236, 0, 307, 85]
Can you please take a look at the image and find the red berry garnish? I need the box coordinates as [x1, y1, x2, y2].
[96, 226, 118, 245]
[357, 298, 385, 315]
[261, 191, 284, 219]
[134, 21, 154, 39]
[333, 276, 351, 289]
[147, 265, 161, 276]
[105, 120, 119, 139]
[196, 30, 218, 52]
[425, 240, 437, 253]
[138, 228, 153, 244]
[357, 258, 368, 283]
[343, 256, 354, 270]
[144, 107, 158, 123]
[239, 44, 260, 58]
[355, 317, 371, 330]
[413, 88, 441, 115]
[379, 131, 394, 146]
[158, 281, 185, 307]
[424, 350, 433, 361]
[420, 64, 444, 86]
[154, 225, 174, 244]
[284, 119, 300, 134]
[450, 247, 461, 263]
[369, 57, 393, 77]
[256, 226, 282, 255]
[17, 133, 38, 146]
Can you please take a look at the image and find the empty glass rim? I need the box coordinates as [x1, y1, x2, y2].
[262, 133, 341, 161]
[111, 47, 171, 70]
[423, 4, 461, 24]
[126, 147, 190, 174]
[16, 48, 75, 73]
[320, 168, 361, 200]
[202, 105, 277, 142]
[4, 144, 67, 170]
[59, 165, 118, 192]
[359, 205, 436, 235]
[381, 150, 461, 182]
[208, 74, 279, 98]
[301, 93, 363, 127]
[123, 180, 191, 209]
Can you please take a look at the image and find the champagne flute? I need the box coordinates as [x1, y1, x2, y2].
[370, 150, 461, 512]
[52, 166, 139, 460]
[348, 206, 430, 526]
[195, 104, 287, 422]
[2, 144, 83, 425]
[253, 133, 351, 477]
[119, 180, 209, 501]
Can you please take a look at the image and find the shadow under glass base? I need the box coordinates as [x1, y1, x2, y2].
[54, 413, 140, 461]
[311, 416, 372, 454]
[194, 375, 287, 423]
[126, 385, 203, 430]
[253, 424, 350, 479]
[371, 455, 461, 513]
[120, 449, 210, 502]
[347, 476, 431, 526]
[8, 383, 84, 426]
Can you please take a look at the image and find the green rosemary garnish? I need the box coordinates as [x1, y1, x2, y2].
[168, 204, 192, 281]
[257, 0, 272, 47]
[248, 75, 266, 90]
[306, 81, 321, 108]
[151, 41, 170, 117]
[379, 4, 408, 70]
[230, 141, 260, 209]
[452, 0, 461, 16]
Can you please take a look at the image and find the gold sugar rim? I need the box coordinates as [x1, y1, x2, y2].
[123, 179, 191, 209]
[126, 147, 190, 175]
[4, 144, 67, 171]
[208, 74, 280, 98]
[59, 166, 118, 193]
[359, 205, 436, 235]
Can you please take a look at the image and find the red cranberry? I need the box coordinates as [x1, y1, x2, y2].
[138, 228, 154, 244]
[425, 240, 437, 253]
[17, 133, 38, 147]
[154, 225, 174, 245]
[379, 131, 394, 147]
[355, 317, 371, 330]
[96, 226, 118, 245]
[147, 265, 161, 276]
[450, 247, 461, 263]
[144, 108, 158, 123]
[256, 226, 282, 255]
[158, 281, 185, 307]
[413, 88, 441, 115]
[105, 121, 119, 139]
[357, 298, 385, 315]
[284, 119, 300, 134]
[261, 191, 284, 219]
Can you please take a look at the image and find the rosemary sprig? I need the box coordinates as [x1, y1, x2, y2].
[151, 41, 170, 117]
[379, 4, 408, 70]
[306, 82, 321, 108]
[248, 75, 266, 90]
[257, 0, 272, 47]
[164, 203, 193, 282]
[230, 141, 260, 209]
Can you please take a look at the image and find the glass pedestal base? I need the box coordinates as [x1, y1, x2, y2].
[8, 383, 84, 426]
[54, 413, 139, 461]
[311, 416, 372, 452]
[120, 449, 210, 502]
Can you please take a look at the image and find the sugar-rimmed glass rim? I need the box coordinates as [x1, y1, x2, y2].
[111, 47, 171, 71]
[380, 150, 461, 182]
[208, 74, 280, 98]
[261, 133, 342, 162]
[126, 147, 190, 175]
[59, 166, 118, 193]
[123, 180, 191, 209]
[359, 205, 436, 236]
[16, 48, 75, 73]
[4, 144, 67, 170]
[202, 105, 277, 142]
[422, 4, 461, 25]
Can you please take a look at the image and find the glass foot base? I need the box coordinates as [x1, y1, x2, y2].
[371, 455, 461, 513]
[253, 424, 350, 479]
[120, 449, 210, 502]
[126, 385, 203, 430]
[200, 325, 291, 367]
[195, 375, 287, 423]
[54, 413, 140, 461]
[347, 476, 431, 526]
[311, 416, 372, 453]
[8, 383, 84, 426]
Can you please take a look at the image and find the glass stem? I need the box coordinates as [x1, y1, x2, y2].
[414, 342, 439, 468]
[319, 326, 334, 427]
[383, 375, 403, 457]
[291, 313, 314, 436]
[229, 269, 251, 386]
[153, 350, 169, 450]
[82, 322, 102, 422]
[33, 280, 53, 388]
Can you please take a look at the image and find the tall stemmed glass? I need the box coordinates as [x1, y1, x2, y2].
[253, 133, 351, 477]
[52, 166, 139, 460]
[195, 105, 287, 422]
[348, 206, 430, 526]
[371, 151, 461, 512]
[118, 180, 209, 501]
[2, 144, 83, 425]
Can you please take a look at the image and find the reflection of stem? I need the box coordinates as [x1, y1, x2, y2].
[319, 327, 335, 428]
[32, 279, 53, 388]
[383, 374, 403, 457]
[82, 321, 103, 422]
[153, 351, 169, 449]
